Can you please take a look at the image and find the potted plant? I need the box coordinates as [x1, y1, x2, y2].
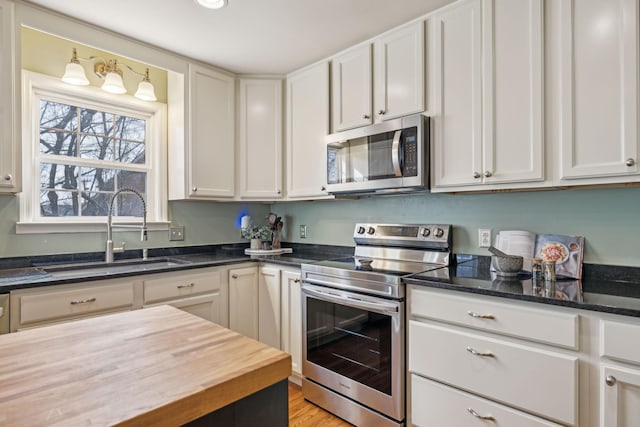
[241, 225, 272, 249]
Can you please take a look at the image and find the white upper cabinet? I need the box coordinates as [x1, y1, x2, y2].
[286, 62, 332, 199]
[374, 21, 425, 122]
[331, 44, 373, 131]
[0, 0, 18, 193]
[331, 21, 425, 132]
[238, 78, 283, 199]
[432, 0, 544, 190]
[170, 63, 235, 200]
[559, 0, 640, 182]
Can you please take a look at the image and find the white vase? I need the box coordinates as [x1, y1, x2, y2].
[250, 238, 262, 249]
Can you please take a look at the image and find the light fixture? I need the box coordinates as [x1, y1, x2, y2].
[195, 0, 228, 9]
[61, 48, 157, 101]
[61, 48, 90, 86]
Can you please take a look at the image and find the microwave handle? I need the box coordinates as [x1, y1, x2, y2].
[391, 130, 402, 177]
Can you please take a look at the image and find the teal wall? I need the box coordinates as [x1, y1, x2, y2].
[0, 195, 270, 258]
[272, 187, 640, 267]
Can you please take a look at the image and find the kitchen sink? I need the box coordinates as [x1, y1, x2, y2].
[40, 258, 191, 279]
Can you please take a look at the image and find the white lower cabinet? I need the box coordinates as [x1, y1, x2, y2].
[10, 278, 137, 331]
[258, 265, 281, 348]
[142, 267, 228, 327]
[228, 265, 259, 339]
[411, 374, 563, 427]
[599, 319, 640, 427]
[408, 285, 579, 426]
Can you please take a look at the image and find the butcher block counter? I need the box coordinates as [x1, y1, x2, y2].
[0, 305, 291, 426]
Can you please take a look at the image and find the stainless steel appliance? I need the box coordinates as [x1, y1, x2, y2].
[301, 223, 452, 426]
[326, 114, 429, 195]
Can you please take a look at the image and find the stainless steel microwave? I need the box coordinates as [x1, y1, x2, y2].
[326, 114, 429, 195]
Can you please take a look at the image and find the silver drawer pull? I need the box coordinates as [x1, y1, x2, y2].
[466, 346, 494, 357]
[467, 407, 496, 421]
[467, 311, 495, 319]
[294, 278, 301, 283]
[231, 274, 238, 279]
[606, 375, 617, 387]
[177, 283, 195, 289]
[70, 297, 96, 305]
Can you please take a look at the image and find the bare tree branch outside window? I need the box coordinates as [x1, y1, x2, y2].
[39, 99, 147, 218]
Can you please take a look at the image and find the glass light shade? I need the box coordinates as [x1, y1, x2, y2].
[62, 62, 89, 86]
[195, 0, 227, 9]
[101, 71, 127, 94]
[135, 80, 157, 101]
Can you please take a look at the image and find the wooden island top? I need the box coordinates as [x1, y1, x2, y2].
[0, 305, 291, 426]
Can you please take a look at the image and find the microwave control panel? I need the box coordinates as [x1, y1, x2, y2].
[403, 127, 418, 177]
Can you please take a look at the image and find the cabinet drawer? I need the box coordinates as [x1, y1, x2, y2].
[409, 321, 578, 425]
[20, 282, 134, 325]
[411, 374, 563, 427]
[601, 319, 640, 365]
[409, 286, 578, 349]
[144, 270, 221, 303]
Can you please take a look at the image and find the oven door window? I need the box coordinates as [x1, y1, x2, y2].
[306, 297, 392, 395]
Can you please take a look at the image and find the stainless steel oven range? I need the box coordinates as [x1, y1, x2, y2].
[301, 223, 452, 427]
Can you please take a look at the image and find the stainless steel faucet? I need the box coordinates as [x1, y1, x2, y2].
[106, 188, 148, 263]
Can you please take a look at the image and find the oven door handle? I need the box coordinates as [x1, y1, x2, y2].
[303, 285, 399, 315]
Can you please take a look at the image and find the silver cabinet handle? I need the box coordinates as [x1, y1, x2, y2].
[606, 375, 617, 386]
[231, 274, 238, 279]
[321, 186, 326, 191]
[473, 172, 481, 179]
[484, 171, 493, 178]
[626, 158, 635, 167]
[467, 311, 495, 319]
[70, 297, 96, 305]
[3, 174, 11, 181]
[378, 110, 386, 115]
[277, 190, 281, 194]
[177, 283, 195, 289]
[294, 278, 301, 283]
[363, 114, 370, 119]
[192, 187, 198, 192]
[466, 346, 494, 357]
[467, 408, 495, 421]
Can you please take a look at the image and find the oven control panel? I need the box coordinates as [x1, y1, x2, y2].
[353, 223, 452, 249]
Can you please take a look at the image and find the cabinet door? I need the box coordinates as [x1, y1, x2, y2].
[258, 266, 281, 348]
[229, 266, 258, 339]
[285, 62, 332, 199]
[152, 293, 227, 326]
[0, 0, 17, 193]
[482, 0, 544, 184]
[374, 21, 425, 121]
[188, 63, 235, 198]
[601, 364, 640, 427]
[331, 44, 373, 131]
[239, 79, 283, 199]
[281, 270, 302, 378]
[560, 0, 639, 180]
[431, 0, 483, 188]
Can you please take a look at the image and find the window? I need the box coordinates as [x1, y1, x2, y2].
[19, 71, 167, 233]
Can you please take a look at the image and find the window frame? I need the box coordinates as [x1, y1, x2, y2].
[18, 70, 168, 234]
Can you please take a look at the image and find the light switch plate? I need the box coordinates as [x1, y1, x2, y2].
[300, 225, 307, 239]
[169, 226, 185, 241]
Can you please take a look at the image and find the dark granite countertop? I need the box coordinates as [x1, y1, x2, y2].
[405, 255, 640, 318]
[0, 243, 352, 292]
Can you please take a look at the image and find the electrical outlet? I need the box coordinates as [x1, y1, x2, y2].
[300, 225, 307, 239]
[169, 226, 185, 241]
[478, 228, 491, 248]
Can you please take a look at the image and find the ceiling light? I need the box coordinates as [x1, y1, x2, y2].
[61, 48, 157, 102]
[61, 48, 89, 85]
[195, 0, 228, 9]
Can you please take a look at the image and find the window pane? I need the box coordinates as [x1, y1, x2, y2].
[79, 167, 116, 192]
[117, 171, 146, 193]
[40, 163, 78, 190]
[81, 109, 116, 137]
[79, 135, 115, 161]
[40, 130, 78, 157]
[114, 115, 145, 142]
[115, 193, 144, 217]
[80, 192, 111, 217]
[40, 190, 79, 216]
[40, 100, 78, 132]
[115, 140, 145, 164]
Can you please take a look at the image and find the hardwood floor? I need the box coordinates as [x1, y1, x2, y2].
[288, 382, 353, 427]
